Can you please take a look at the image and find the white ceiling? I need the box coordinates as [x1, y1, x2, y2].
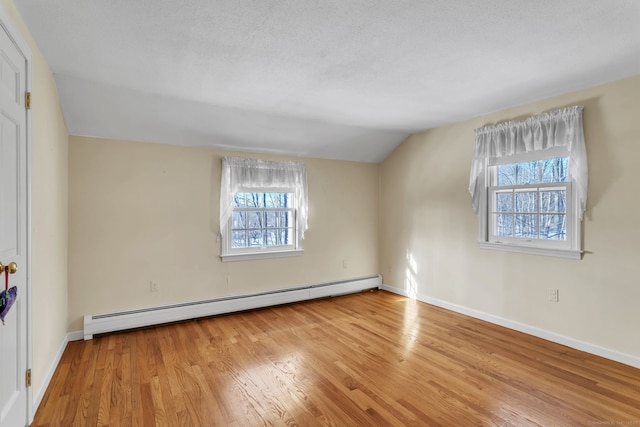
[13, 0, 640, 163]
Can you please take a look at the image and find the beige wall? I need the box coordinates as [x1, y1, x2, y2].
[68, 136, 379, 330]
[1, 0, 69, 401]
[380, 74, 640, 358]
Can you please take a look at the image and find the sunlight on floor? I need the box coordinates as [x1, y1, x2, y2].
[401, 251, 421, 355]
[401, 298, 420, 356]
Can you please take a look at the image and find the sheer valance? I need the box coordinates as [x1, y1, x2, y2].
[220, 156, 308, 237]
[469, 105, 587, 220]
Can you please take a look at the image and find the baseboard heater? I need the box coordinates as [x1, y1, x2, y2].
[83, 274, 382, 340]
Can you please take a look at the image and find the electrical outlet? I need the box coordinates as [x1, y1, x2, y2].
[548, 288, 559, 302]
[342, 259, 348, 269]
[150, 281, 159, 292]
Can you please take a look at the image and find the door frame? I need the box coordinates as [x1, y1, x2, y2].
[0, 4, 33, 424]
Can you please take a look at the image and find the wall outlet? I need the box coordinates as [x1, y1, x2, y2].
[342, 259, 348, 269]
[548, 288, 559, 302]
[150, 281, 159, 292]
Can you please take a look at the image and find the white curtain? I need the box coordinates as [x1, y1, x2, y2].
[220, 156, 308, 238]
[469, 105, 587, 220]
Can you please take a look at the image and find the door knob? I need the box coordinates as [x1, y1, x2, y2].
[0, 262, 17, 274]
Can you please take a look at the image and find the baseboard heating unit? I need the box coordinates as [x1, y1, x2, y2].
[83, 274, 382, 340]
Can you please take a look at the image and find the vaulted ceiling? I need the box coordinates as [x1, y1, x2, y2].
[14, 0, 640, 162]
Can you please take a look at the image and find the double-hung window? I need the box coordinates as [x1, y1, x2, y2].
[220, 157, 308, 261]
[469, 106, 587, 259]
[489, 151, 573, 250]
[230, 190, 296, 251]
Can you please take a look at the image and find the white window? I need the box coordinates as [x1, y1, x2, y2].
[220, 157, 307, 261]
[469, 106, 587, 259]
[228, 190, 297, 254]
[488, 151, 575, 251]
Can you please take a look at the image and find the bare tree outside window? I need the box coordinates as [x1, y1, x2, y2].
[231, 192, 294, 249]
[493, 157, 568, 241]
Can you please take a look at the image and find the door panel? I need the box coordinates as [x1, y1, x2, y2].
[0, 114, 19, 259]
[0, 18, 27, 427]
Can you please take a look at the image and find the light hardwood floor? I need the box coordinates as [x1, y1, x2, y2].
[33, 290, 640, 426]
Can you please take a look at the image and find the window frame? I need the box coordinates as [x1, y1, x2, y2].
[221, 187, 303, 262]
[477, 147, 583, 259]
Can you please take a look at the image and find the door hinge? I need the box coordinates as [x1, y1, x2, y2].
[25, 369, 31, 387]
[25, 92, 31, 110]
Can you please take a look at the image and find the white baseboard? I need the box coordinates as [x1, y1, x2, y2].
[67, 330, 83, 341]
[382, 284, 640, 369]
[33, 331, 80, 413]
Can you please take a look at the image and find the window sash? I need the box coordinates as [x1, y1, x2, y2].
[224, 189, 299, 256]
[488, 177, 572, 249]
[231, 207, 296, 250]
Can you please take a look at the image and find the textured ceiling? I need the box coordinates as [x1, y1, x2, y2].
[13, 0, 640, 162]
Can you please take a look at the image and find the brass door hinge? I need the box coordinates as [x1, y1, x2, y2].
[25, 369, 31, 387]
[25, 92, 31, 110]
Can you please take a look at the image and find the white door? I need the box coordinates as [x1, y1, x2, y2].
[0, 19, 28, 427]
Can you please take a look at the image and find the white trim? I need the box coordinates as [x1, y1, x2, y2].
[0, 4, 34, 424]
[221, 248, 303, 262]
[25, 49, 34, 427]
[479, 154, 582, 258]
[66, 330, 84, 342]
[382, 284, 640, 369]
[33, 331, 75, 415]
[222, 189, 303, 261]
[477, 241, 582, 259]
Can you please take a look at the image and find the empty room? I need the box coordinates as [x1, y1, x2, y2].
[0, 0, 638, 425]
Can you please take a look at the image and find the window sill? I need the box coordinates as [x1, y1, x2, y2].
[221, 249, 303, 262]
[478, 242, 582, 260]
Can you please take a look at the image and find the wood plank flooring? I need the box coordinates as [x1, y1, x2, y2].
[32, 290, 640, 426]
